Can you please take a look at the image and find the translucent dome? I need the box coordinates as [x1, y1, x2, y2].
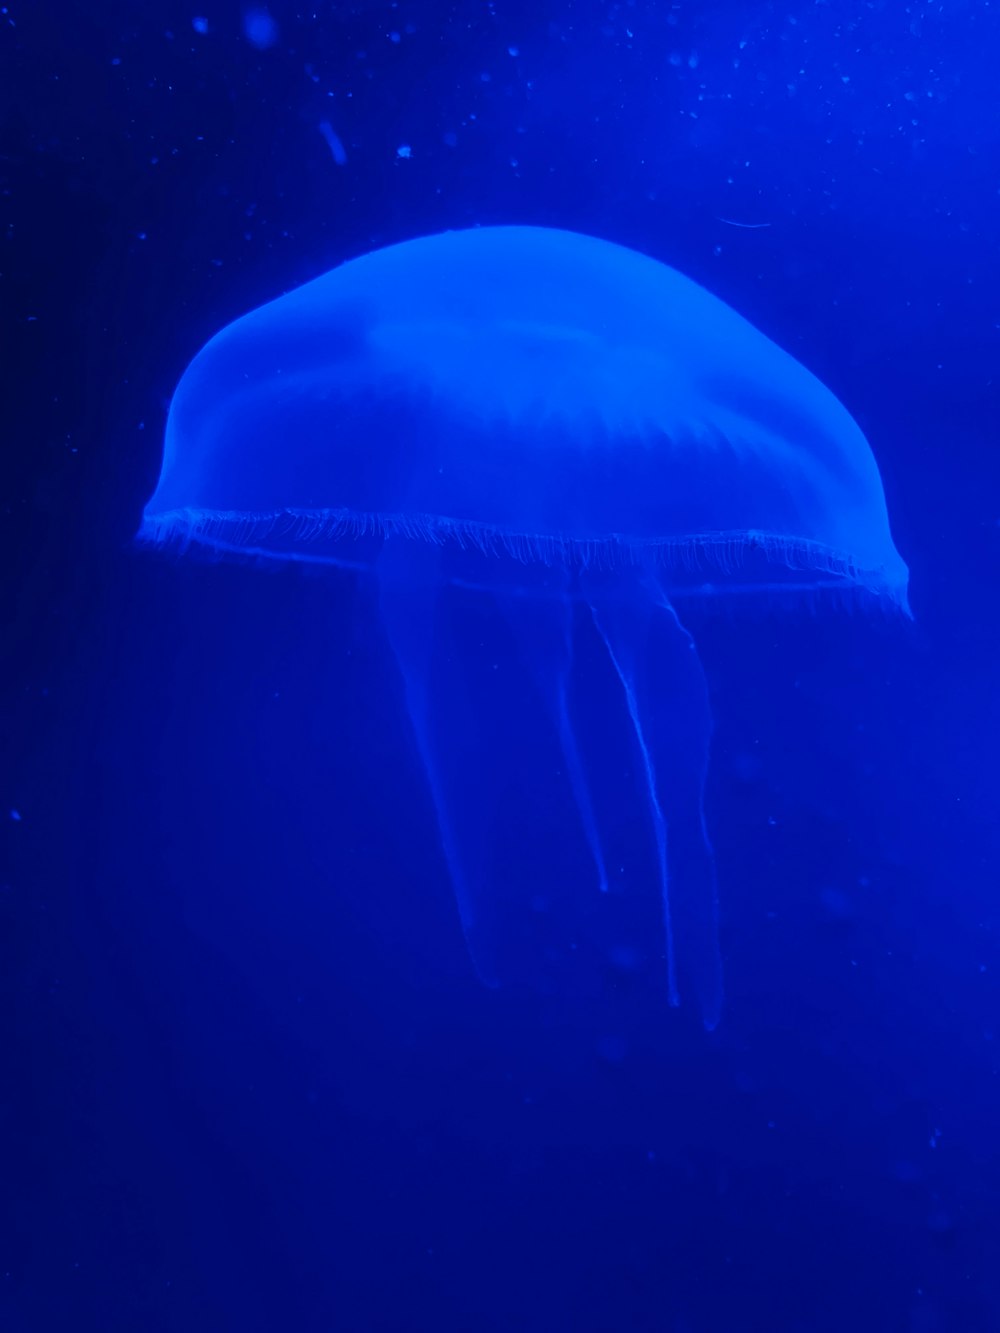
[142, 225, 908, 609]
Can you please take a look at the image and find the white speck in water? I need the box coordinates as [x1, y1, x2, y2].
[243, 8, 277, 50]
[318, 121, 347, 166]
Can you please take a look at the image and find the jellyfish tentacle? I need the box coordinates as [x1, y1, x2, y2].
[587, 573, 724, 1029]
[499, 580, 609, 895]
[377, 538, 499, 987]
[648, 581, 723, 1030]
[587, 590, 681, 1010]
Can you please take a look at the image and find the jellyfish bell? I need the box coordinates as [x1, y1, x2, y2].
[140, 225, 909, 1029]
[145, 227, 908, 605]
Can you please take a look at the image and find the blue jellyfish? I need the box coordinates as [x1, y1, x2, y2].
[140, 226, 908, 1029]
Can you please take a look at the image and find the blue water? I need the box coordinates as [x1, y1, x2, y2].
[4, 3, 999, 1331]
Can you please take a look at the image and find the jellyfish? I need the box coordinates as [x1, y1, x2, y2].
[139, 226, 909, 1030]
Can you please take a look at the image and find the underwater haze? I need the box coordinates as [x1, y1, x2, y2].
[3, 3, 999, 1332]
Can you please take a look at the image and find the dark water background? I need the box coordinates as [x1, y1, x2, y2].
[3, 2, 999, 1329]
